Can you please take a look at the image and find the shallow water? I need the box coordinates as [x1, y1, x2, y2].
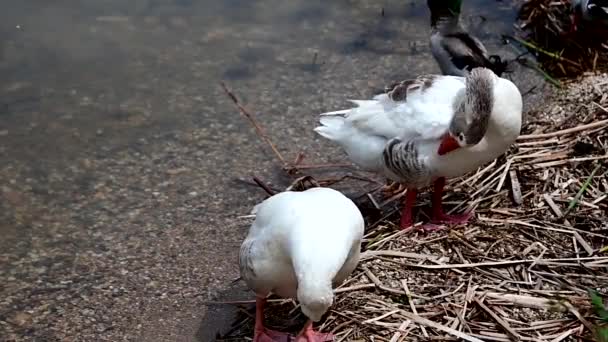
[0, 1, 543, 341]
[0, 0, 518, 143]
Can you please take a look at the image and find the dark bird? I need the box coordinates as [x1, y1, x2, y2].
[427, 0, 509, 77]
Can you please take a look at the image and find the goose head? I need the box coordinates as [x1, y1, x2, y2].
[297, 282, 333, 322]
[438, 67, 497, 155]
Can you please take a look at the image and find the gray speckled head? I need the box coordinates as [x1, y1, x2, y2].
[449, 67, 495, 146]
[449, 95, 468, 144]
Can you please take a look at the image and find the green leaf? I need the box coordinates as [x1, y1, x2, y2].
[589, 289, 608, 322]
[598, 327, 608, 342]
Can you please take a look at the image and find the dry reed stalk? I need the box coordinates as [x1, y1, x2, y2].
[221, 69, 608, 342]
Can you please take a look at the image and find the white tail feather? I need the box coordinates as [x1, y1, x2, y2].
[251, 202, 263, 215]
[314, 116, 346, 140]
[319, 108, 349, 116]
[319, 99, 377, 117]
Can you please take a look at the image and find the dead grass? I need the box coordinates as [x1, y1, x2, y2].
[515, 0, 608, 78]
[218, 74, 608, 341]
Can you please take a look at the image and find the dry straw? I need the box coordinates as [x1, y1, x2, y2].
[515, 0, 608, 77]
[218, 74, 608, 341]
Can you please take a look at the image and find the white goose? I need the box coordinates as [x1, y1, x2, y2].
[314, 68, 522, 231]
[239, 187, 364, 342]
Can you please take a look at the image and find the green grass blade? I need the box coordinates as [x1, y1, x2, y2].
[563, 165, 602, 218]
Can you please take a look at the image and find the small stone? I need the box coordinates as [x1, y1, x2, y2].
[96, 323, 109, 333]
[34, 266, 47, 274]
[3, 189, 24, 206]
[166, 167, 189, 175]
[81, 159, 92, 168]
[143, 16, 158, 25]
[169, 17, 187, 28]
[8, 312, 31, 327]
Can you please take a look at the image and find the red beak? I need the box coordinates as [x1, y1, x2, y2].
[437, 134, 460, 156]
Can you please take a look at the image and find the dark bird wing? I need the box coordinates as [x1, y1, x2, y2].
[588, 0, 608, 20]
[442, 32, 508, 76]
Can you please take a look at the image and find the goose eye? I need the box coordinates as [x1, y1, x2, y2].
[458, 133, 466, 143]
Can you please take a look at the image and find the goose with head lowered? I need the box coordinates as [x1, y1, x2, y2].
[314, 67, 522, 231]
[239, 187, 364, 342]
[427, 0, 508, 77]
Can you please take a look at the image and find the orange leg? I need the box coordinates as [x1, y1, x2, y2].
[381, 180, 406, 198]
[420, 178, 473, 231]
[253, 297, 291, 342]
[294, 320, 333, 342]
[399, 189, 417, 230]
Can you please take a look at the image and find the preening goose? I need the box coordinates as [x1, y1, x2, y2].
[314, 68, 522, 231]
[239, 187, 364, 341]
